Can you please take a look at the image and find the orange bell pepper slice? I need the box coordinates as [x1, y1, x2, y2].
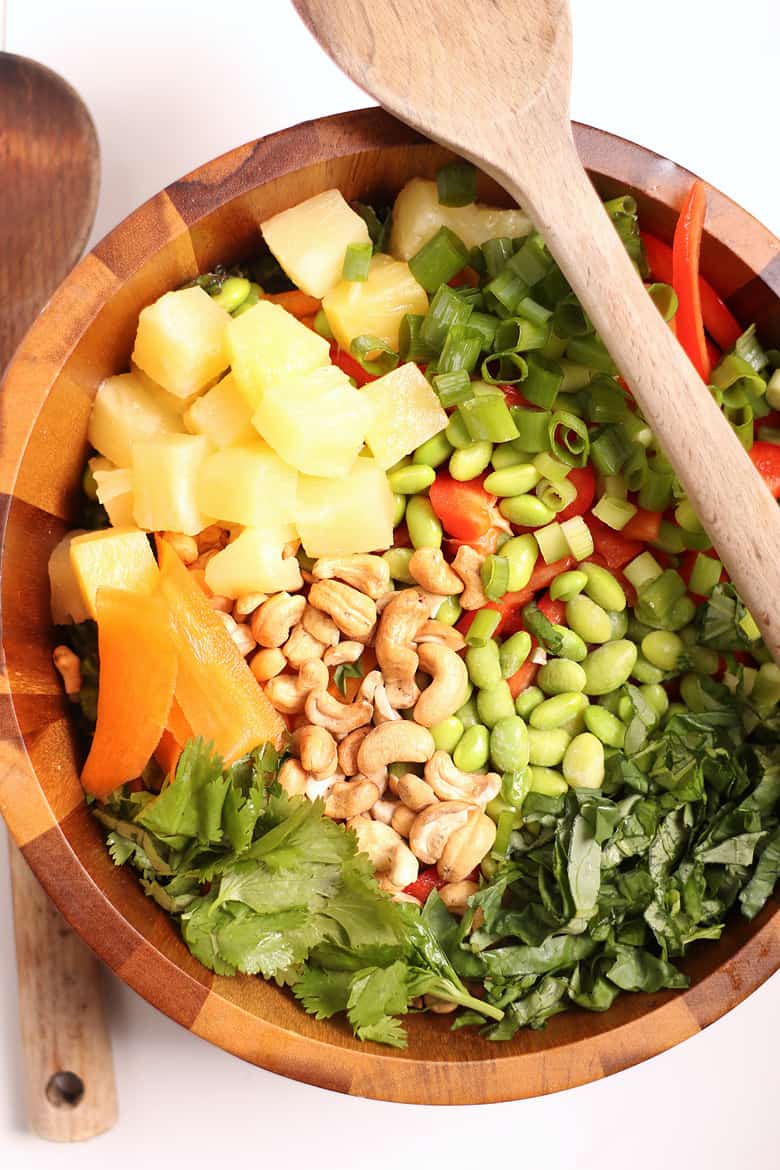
[81, 587, 177, 797]
[156, 537, 285, 761]
[263, 290, 321, 318]
[154, 699, 193, 777]
[670, 181, 711, 381]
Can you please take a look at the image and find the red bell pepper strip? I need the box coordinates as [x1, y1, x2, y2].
[679, 549, 728, 602]
[672, 180, 711, 381]
[556, 465, 595, 522]
[330, 342, 378, 387]
[536, 592, 566, 626]
[620, 507, 663, 543]
[456, 556, 574, 639]
[585, 514, 644, 570]
[641, 230, 742, 353]
[507, 655, 540, 698]
[404, 866, 448, 902]
[429, 472, 497, 541]
[749, 441, 780, 498]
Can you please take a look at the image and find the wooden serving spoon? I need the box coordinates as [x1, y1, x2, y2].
[0, 52, 117, 1141]
[294, 0, 780, 661]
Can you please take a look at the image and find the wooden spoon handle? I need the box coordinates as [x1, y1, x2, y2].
[9, 838, 118, 1140]
[492, 126, 780, 660]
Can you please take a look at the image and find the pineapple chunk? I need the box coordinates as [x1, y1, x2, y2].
[69, 527, 158, 619]
[132, 434, 213, 535]
[88, 372, 183, 468]
[261, 189, 371, 298]
[364, 362, 448, 469]
[389, 178, 532, 259]
[130, 361, 201, 413]
[89, 458, 135, 527]
[251, 365, 376, 478]
[296, 457, 394, 556]
[205, 526, 303, 598]
[197, 441, 298, 528]
[226, 300, 330, 408]
[132, 286, 230, 399]
[183, 373, 255, 448]
[48, 531, 90, 624]
[323, 253, 428, 353]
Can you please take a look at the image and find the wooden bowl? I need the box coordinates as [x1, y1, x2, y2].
[1, 110, 778, 1105]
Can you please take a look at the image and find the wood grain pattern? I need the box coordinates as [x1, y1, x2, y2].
[293, 0, 780, 663]
[0, 108, 778, 1105]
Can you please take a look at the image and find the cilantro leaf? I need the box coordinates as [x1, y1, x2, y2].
[333, 658, 363, 697]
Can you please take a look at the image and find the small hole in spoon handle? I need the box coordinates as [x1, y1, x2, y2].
[45, 1071, 86, 1109]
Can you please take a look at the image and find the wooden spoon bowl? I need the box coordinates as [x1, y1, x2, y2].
[1, 110, 778, 1105]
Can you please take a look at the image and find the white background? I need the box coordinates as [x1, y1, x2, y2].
[1, 1, 778, 1165]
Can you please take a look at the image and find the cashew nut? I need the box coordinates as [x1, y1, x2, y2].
[437, 809, 496, 883]
[52, 645, 81, 696]
[388, 841, 418, 888]
[324, 641, 363, 667]
[371, 798, 400, 826]
[451, 546, 488, 610]
[416, 619, 466, 652]
[349, 818, 419, 888]
[413, 643, 470, 728]
[291, 725, 338, 780]
[324, 777, 380, 820]
[305, 689, 373, 736]
[284, 623, 327, 668]
[408, 548, 465, 595]
[357, 721, 435, 784]
[250, 647, 286, 683]
[210, 595, 233, 614]
[299, 659, 329, 695]
[408, 801, 472, 865]
[162, 531, 198, 565]
[337, 726, 371, 775]
[391, 804, 417, 838]
[424, 750, 501, 806]
[251, 592, 306, 647]
[308, 580, 377, 641]
[197, 523, 229, 551]
[278, 758, 308, 797]
[312, 554, 391, 600]
[375, 588, 430, 708]
[265, 673, 307, 714]
[234, 591, 268, 618]
[306, 774, 342, 801]
[302, 603, 340, 646]
[439, 879, 480, 917]
[391, 771, 438, 812]
[373, 683, 400, 725]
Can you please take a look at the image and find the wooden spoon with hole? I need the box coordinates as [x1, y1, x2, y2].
[0, 52, 117, 1140]
[294, 0, 780, 660]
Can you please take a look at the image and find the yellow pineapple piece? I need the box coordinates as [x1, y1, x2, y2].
[363, 362, 448, 469]
[132, 434, 213, 536]
[296, 457, 394, 556]
[130, 361, 202, 413]
[48, 531, 90, 624]
[389, 178, 532, 258]
[323, 253, 428, 354]
[69, 527, 158, 619]
[226, 300, 330, 409]
[89, 457, 135, 527]
[197, 441, 298, 528]
[251, 365, 376, 478]
[88, 372, 183, 468]
[261, 189, 371, 298]
[183, 373, 255, 448]
[132, 286, 230, 399]
[205, 526, 303, 598]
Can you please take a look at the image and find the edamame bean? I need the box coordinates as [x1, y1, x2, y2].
[388, 463, 436, 494]
[584, 705, 625, 748]
[552, 625, 588, 662]
[491, 442, 524, 470]
[477, 681, 516, 728]
[392, 493, 406, 526]
[530, 691, 588, 730]
[82, 463, 98, 500]
[211, 275, 251, 312]
[549, 569, 588, 602]
[558, 708, 588, 736]
[449, 441, 493, 481]
[566, 594, 613, 644]
[490, 715, 530, 772]
[499, 494, 556, 527]
[688, 645, 719, 675]
[486, 795, 524, 827]
[607, 610, 629, 640]
[413, 432, 453, 468]
[667, 596, 697, 629]
[537, 658, 587, 695]
[456, 696, 480, 729]
[641, 630, 684, 672]
[582, 640, 638, 695]
[500, 630, 532, 678]
[406, 494, 442, 549]
[563, 732, 605, 789]
[501, 534, 538, 591]
[680, 672, 708, 713]
[750, 662, 780, 711]
[639, 684, 669, 719]
[453, 723, 490, 771]
[445, 411, 471, 449]
[597, 691, 623, 716]
[630, 654, 665, 685]
[667, 701, 687, 719]
[618, 695, 633, 723]
[528, 727, 571, 766]
[483, 463, 541, 496]
[528, 767, 568, 797]
[515, 685, 544, 718]
[430, 716, 465, 754]
[435, 595, 462, 626]
[466, 640, 502, 690]
[382, 547, 415, 583]
[581, 562, 626, 612]
[627, 616, 653, 642]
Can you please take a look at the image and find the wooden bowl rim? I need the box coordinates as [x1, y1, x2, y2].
[1, 108, 778, 1105]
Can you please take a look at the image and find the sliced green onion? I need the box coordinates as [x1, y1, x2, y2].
[652, 519, 687, 555]
[565, 335, 617, 375]
[467, 311, 499, 352]
[452, 284, 484, 308]
[494, 316, 549, 353]
[603, 474, 627, 499]
[638, 466, 674, 511]
[520, 353, 563, 409]
[673, 497, 703, 533]
[482, 237, 514, 278]
[739, 609, 761, 642]
[635, 570, 686, 627]
[483, 268, 530, 316]
[623, 444, 648, 492]
[349, 334, 399, 376]
[710, 351, 765, 393]
[420, 284, 472, 352]
[766, 369, 780, 410]
[548, 409, 590, 468]
[437, 324, 483, 375]
[534, 522, 567, 564]
[515, 296, 553, 328]
[646, 282, 678, 322]
[624, 551, 663, 591]
[722, 385, 754, 451]
[481, 554, 511, 600]
[538, 330, 567, 362]
[734, 324, 768, 373]
[689, 553, 723, 597]
[460, 395, 519, 443]
[586, 376, 627, 423]
[603, 194, 638, 217]
[409, 226, 469, 293]
[533, 450, 570, 482]
[511, 407, 551, 452]
[342, 241, 372, 281]
[681, 528, 713, 551]
[592, 495, 637, 531]
[560, 361, 593, 392]
[493, 809, 516, 857]
[507, 233, 554, 286]
[757, 424, 780, 444]
[466, 609, 501, 647]
[560, 515, 594, 560]
[534, 266, 571, 309]
[480, 351, 529, 386]
[436, 161, 477, 207]
[553, 294, 592, 338]
[313, 307, 334, 339]
[433, 369, 474, 408]
[536, 477, 577, 514]
[399, 313, 438, 363]
[589, 424, 632, 476]
[353, 202, 390, 250]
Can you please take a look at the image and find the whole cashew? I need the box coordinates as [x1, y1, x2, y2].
[324, 777, 380, 820]
[413, 643, 470, 728]
[305, 774, 343, 801]
[391, 804, 417, 838]
[424, 750, 501, 806]
[375, 588, 430, 708]
[302, 603, 340, 646]
[278, 757, 308, 797]
[391, 771, 438, 812]
[308, 580, 377, 641]
[349, 817, 419, 888]
[416, 620, 466, 652]
[299, 659, 329, 695]
[371, 797, 400, 825]
[312, 554, 391, 600]
[265, 673, 307, 714]
[324, 641, 363, 667]
[409, 548, 465, 595]
[437, 809, 496, 883]
[409, 801, 472, 865]
[337, 726, 371, 775]
[251, 592, 306, 647]
[451, 546, 488, 610]
[373, 683, 400, 725]
[291, 725, 338, 780]
[439, 879, 480, 917]
[305, 689, 373, 736]
[357, 721, 435, 784]
[234, 591, 268, 618]
[284, 624, 327, 668]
